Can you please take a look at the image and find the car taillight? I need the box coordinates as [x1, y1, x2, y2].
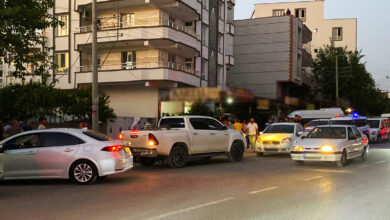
[130, 130, 139, 138]
[101, 145, 124, 152]
[148, 133, 159, 146]
[118, 133, 124, 140]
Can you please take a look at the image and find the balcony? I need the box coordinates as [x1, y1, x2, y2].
[76, 62, 200, 87]
[75, 19, 200, 52]
[226, 55, 234, 66]
[227, 23, 235, 36]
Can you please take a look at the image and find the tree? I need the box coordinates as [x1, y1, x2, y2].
[312, 42, 388, 115]
[0, 0, 60, 82]
[189, 101, 214, 116]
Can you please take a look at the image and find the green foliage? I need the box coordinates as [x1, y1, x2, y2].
[189, 101, 214, 117]
[312, 42, 388, 115]
[0, 0, 60, 82]
[0, 83, 116, 122]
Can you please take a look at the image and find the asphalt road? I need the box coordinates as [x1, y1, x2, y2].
[1, 142, 390, 220]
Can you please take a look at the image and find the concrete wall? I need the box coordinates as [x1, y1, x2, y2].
[254, 0, 357, 54]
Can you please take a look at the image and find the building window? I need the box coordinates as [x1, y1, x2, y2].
[121, 51, 136, 69]
[332, 27, 343, 41]
[56, 52, 69, 73]
[272, 9, 285, 17]
[185, 58, 194, 73]
[219, 1, 225, 20]
[57, 14, 69, 36]
[295, 8, 306, 22]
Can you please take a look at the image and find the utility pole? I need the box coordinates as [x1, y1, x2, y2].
[92, 0, 99, 131]
[335, 55, 339, 107]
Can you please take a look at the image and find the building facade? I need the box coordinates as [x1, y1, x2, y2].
[2, 0, 235, 122]
[227, 16, 312, 102]
[254, 0, 357, 55]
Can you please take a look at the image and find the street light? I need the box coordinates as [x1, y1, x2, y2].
[346, 108, 352, 113]
[227, 97, 234, 104]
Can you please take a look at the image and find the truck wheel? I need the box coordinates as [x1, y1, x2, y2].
[228, 142, 244, 162]
[168, 146, 188, 168]
[139, 158, 156, 166]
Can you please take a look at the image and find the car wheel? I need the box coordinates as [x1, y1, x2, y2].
[168, 146, 188, 168]
[256, 152, 264, 157]
[336, 150, 348, 167]
[70, 160, 98, 185]
[139, 158, 156, 166]
[361, 147, 368, 162]
[228, 142, 244, 162]
[295, 160, 304, 165]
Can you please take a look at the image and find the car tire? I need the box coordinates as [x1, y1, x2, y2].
[228, 142, 245, 162]
[256, 152, 264, 157]
[139, 158, 156, 166]
[336, 150, 348, 167]
[295, 160, 304, 165]
[70, 160, 98, 185]
[168, 146, 188, 168]
[361, 147, 368, 162]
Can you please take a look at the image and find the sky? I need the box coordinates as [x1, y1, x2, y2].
[234, 0, 390, 91]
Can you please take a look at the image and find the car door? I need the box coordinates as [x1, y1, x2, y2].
[205, 118, 230, 152]
[2, 133, 42, 178]
[189, 118, 212, 153]
[36, 132, 83, 177]
[352, 126, 365, 155]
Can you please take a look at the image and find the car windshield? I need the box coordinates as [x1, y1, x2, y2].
[83, 130, 111, 141]
[307, 127, 346, 139]
[329, 120, 353, 125]
[307, 120, 329, 126]
[264, 125, 295, 134]
[368, 120, 380, 128]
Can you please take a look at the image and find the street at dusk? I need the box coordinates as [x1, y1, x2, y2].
[2, 143, 390, 220]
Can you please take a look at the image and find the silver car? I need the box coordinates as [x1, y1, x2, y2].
[0, 129, 133, 184]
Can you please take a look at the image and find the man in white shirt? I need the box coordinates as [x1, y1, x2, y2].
[246, 118, 258, 152]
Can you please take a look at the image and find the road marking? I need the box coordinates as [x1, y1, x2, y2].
[303, 176, 323, 181]
[147, 197, 234, 220]
[376, 160, 386, 164]
[358, 164, 369, 168]
[309, 169, 352, 174]
[249, 186, 280, 194]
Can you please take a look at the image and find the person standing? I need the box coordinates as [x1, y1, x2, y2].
[6, 120, 23, 137]
[246, 118, 259, 152]
[37, 118, 47, 130]
[234, 120, 244, 132]
[286, 8, 291, 15]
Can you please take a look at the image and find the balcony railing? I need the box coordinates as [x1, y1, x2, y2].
[78, 62, 195, 74]
[78, 17, 198, 38]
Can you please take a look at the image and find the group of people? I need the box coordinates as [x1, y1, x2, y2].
[0, 118, 47, 141]
[131, 118, 154, 131]
[230, 118, 259, 152]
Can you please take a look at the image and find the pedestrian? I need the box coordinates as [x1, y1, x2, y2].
[234, 119, 244, 132]
[245, 117, 259, 152]
[22, 120, 33, 131]
[286, 8, 291, 15]
[6, 120, 23, 137]
[37, 117, 47, 130]
[131, 118, 142, 130]
[143, 118, 154, 130]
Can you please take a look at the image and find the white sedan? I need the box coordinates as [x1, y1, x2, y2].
[0, 129, 133, 184]
[291, 125, 369, 167]
[256, 123, 304, 156]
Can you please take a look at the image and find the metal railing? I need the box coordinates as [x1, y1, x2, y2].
[77, 61, 195, 74]
[78, 18, 198, 38]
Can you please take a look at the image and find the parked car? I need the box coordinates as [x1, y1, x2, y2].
[291, 125, 369, 167]
[121, 116, 246, 168]
[304, 119, 330, 132]
[288, 108, 344, 122]
[368, 118, 389, 142]
[329, 116, 370, 140]
[0, 129, 133, 184]
[255, 123, 304, 157]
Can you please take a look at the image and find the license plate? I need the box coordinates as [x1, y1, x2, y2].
[125, 147, 131, 153]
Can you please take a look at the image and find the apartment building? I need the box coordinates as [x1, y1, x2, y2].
[2, 0, 235, 126]
[254, 0, 357, 55]
[227, 16, 312, 103]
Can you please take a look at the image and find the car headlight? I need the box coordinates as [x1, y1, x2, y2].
[281, 138, 292, 144]
[294, 146, 304, 151]
[321, 145, 334, 152]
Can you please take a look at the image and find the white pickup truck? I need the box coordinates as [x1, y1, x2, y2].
[121, 116, 246, 168]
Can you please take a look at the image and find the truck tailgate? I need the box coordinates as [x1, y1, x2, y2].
[122, 130, 150, 148]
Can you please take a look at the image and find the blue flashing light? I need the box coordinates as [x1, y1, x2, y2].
[352, 112, 359, 118]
